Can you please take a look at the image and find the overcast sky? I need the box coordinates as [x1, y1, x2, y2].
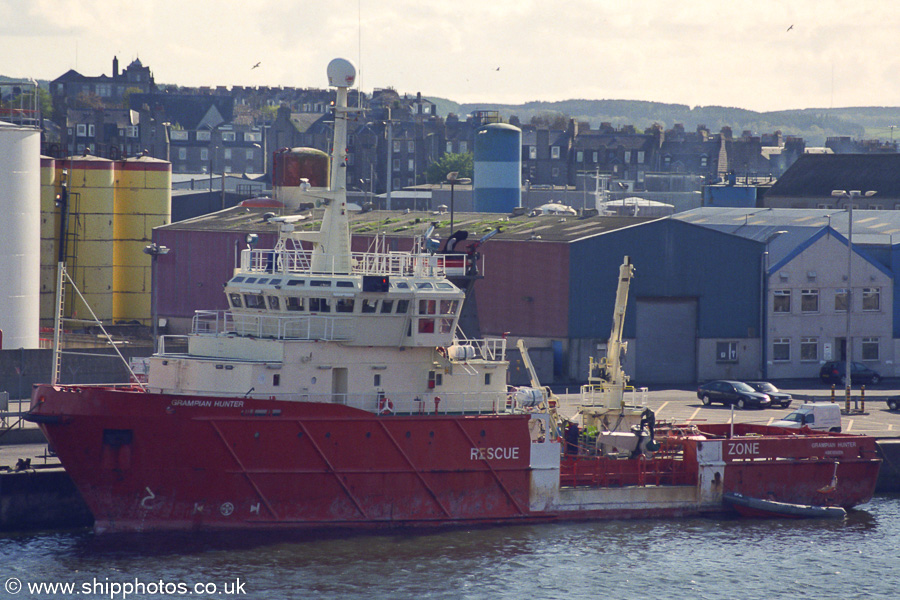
[3, 0, 898, 113]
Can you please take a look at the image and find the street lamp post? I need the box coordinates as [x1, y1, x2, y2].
[143, 242, 170, 353]
[831, 189, 876, 404]
[445, 171, 471, 234]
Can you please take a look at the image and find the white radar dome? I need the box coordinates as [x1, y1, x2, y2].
[327, 58, 356, 88]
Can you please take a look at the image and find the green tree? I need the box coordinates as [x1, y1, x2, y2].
[425, 152, 474, 184]
[530, 111, 569, 129]
[121, 86, 143, 109]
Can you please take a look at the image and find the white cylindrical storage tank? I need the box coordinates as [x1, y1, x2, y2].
[0, 122, 41, 349]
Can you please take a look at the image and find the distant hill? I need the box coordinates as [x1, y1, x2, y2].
[427, 97, 900, 147]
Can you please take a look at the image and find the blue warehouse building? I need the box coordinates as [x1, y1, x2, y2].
[567, 219, 765, 384]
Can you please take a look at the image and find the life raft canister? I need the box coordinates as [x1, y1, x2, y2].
[379, 396, 394, 415]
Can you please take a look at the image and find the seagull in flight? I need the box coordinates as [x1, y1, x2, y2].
[252, 61, 261, 69]
[787, 24, 793, 31]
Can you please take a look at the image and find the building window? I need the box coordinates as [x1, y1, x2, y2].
[551, 146, 560, 159]
[392, 158, 400, 172]
[862, 288, 880, 311]
[88, 124, 95, 137]
[835, 288, 848, 312]
[663, 155, 671, 166]
[221, 132, 236, 142]
[76, 124, 86, 136]
[552, 167, 559, 177]
[700, 154, 708, 167]
[177, 148, 186, 160]
[716, 341, 737, 363]
[459, 141, 467, 153]
[862, 337, 879, 360]
[484, 373, 492, 385]
[800, 337, 818, 361]
[171, 130, 188, 141]
[773, 290, 791, 313]
[246, 149, 254, 160]
[244, 132, 262, 142]
[446, 141, 453, 153]
[773, 338, 790, 362]
[529, 146, 537, 160]
[393, 140, 400, 153]
[624, 151, 631, 163]
[637, 151, 645, 163]
[200, 148, 208, 161]
[224, 148, 232, 160]
[407, 158, 414, 171]
[576, 151, 583, 162]
[801, 289, 818, 313]
[374, 374, 381, 387]
[407, 141, 415, 153]
[196, 130, 211, 141]
[126, 126, 139, 138]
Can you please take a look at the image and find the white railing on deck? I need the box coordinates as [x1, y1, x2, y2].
[242, 248, 479, 278]
[579, 384, 649, 410]
[191, 310, 354, 341]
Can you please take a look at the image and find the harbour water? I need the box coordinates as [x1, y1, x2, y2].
[2, 494, 898, 599]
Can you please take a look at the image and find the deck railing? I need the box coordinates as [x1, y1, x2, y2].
[190, 310, 355, 341]
[241, 248, 479, 279]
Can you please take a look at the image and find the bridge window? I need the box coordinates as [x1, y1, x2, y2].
[267, 296, 280, 310]
[396, 299, 410, 314]
[440, 318, 453, 333]
[419, 299, 437, 315]
[440, 300, 459, 315]
[286, 297, 304, 311]
[336, 299, 354, 313]
[380, 300, 394, 314]
[244, 294, 265, 309]
[361, 299, 377, 313]
[418, 319, 435, 333]
[229, 293, 242, 308]
[309, 298, 330, 313]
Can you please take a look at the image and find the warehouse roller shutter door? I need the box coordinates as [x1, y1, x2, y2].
[635, 298, 697, 384]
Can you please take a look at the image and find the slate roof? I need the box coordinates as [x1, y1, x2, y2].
[765, 154, 900, 198]
[127, 93, 234, 130]
[161, 206, 655, 243]
[674, 206, 900, 246]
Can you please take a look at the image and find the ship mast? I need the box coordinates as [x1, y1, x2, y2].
[309, 58, 356, 274]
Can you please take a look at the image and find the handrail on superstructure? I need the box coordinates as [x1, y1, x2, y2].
[190, 310, 355, 341]
[239, 248, 477, 279]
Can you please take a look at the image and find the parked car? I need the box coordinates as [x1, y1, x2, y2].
[697, 380, 772, 409]
[744, 381, 792, 408]
[818, 361, 881, 386]
[887, 397, 900, 411]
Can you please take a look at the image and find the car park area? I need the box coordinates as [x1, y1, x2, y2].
[559, 381, 900, 437]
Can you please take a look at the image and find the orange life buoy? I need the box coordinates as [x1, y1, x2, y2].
[379, 396, 394, 415]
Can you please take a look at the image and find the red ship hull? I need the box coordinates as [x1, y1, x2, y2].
[29, 385, 881, 533]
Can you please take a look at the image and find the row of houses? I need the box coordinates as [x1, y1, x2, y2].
[45, 56, 853, 197]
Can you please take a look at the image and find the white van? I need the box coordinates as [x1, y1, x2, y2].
[771, 402, 842, 433]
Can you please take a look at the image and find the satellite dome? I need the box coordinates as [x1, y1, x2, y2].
[327, 58, 356, 88]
